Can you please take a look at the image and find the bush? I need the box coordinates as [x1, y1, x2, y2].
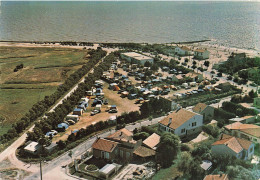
[86, 164, 98, 171]
[181, 143, 190, 151]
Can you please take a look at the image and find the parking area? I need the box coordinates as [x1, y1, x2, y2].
[53, 82, 140, 142]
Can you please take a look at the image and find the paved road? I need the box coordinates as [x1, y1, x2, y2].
[24, 116, 164, 180]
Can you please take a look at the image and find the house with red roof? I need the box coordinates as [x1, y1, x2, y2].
[192, 103, 214, 122]
[194, 49, 210, 60]
[174, 46, 192, 56]
[92, 138, 119, 160]
[158, 108, 203, 138]
[203, 174, 229, 180]
[92, 128, 148, 162]
[224, 122, 260, 144]
[211, 134, 254, 160]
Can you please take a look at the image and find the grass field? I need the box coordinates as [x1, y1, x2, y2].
[0, 46, 88, 135]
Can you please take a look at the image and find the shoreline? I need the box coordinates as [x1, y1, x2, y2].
[0, 41, 259, 59]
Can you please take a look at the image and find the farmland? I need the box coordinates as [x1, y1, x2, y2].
[0, 46, 88, 135]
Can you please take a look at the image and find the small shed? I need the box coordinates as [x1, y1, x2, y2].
[24, 141, 40, 155]
[73, 108, 83, 116]
[99, 164, 116, 179]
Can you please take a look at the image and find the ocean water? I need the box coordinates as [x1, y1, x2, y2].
[0, 1, 259, 50]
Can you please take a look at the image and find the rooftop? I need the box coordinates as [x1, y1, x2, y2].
[192, 103, 208, 113]
[195, 49, 208, 53]
[143, 133, 160, 149]
[107, 128, 134, 142]
[121, 52, 153, 61]
[24, 141, 39, 152]
[159, 109, 198, 130]
[92, 138, 118, 153]
[133, 146, 156, 158]
[203, 174, 229, 180]
[212, 134, 252, 153]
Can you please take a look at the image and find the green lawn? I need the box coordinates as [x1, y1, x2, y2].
[0, 87, 56, 132]
[0, 46, 88, 135]
[152, 163, 183, 180]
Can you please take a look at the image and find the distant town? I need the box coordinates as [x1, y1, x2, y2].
[0, 41, 259, 180]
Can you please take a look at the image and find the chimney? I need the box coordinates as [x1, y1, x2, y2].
[168, 118, 172, 125]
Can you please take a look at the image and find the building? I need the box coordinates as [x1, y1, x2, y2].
[159, 96, 180, 111]
[192, 103, 215, 122]
[92, 128, 142, 162]
[24, 141, 40, 155]
[120, 52, 154, 65]
[229, 115, 256, 124]
[92, 138, 119, 160]
[194, 49, 210, 60]
[171, 74, 183, 82]
[185, 72, 203, 82]
[203, 174, 229, 180]
[158, 109, 203, 138]
[174, 46, 192, 56]
[211, 134, 254, 160]
[224, 122, 260, 144]
[143, 133, 160, 150]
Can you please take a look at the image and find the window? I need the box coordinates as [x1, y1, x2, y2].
[250, 147, 253, 153]
[192, 122, 196, 127]
[181, 128, 185, 133]
[126, 152, 130, 159]
[120, 150, 124, 158]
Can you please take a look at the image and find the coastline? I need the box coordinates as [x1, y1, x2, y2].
[0, 40, 259, 61]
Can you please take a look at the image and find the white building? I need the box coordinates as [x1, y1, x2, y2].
[174, 46, 192, 56]
[211, 134, 254, 160]
[224, 122, 260, 144]
[158, 108, 203, 138]
[24, 141, 40, 155]
[194, 49, 210, 60]
[120, 52, 154, 65]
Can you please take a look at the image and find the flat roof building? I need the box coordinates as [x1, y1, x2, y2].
[121, 52, 154, 65]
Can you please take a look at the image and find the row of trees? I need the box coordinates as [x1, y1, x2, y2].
[222, 101, 257, 117]
[231, 90, 258, 103]
[0, 49, 106, 144]
[26, 50, 112, 142]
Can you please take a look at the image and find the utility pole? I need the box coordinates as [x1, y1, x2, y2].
[40, 158, 43, 180]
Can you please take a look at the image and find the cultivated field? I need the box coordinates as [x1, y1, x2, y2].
[0, 46, 88, 135]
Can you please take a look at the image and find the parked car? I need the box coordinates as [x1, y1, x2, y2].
[65, 120, 76, 125]
[91, 109, 101, 116]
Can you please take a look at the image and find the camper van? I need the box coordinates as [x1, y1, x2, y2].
[66, 115, 79, 122]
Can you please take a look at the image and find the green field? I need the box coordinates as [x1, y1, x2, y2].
[0, 46, 88, 135]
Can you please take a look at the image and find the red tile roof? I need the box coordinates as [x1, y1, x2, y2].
[203, 174, 229, 180]
[192, 103, 208, 113]
[133, 146, 156, 158]
[107, 128, 134, 142]
[143, 133, 160, 149]
[159, 109, 197, 130]
[92, 138, 118, 153]
[212, 134, 252, 153]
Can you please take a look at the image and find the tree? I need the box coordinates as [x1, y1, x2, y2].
[249, 90, 257, 99]
[185, 58, 189, 63]
[157, 133, 180, 167]
[217, 72, 222, 77]
[151, 64, 159, 71]
[133, 132, 149, 141]
[204, 61, 210, 68]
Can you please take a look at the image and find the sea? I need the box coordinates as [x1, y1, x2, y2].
[0, 1, 259, 50]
